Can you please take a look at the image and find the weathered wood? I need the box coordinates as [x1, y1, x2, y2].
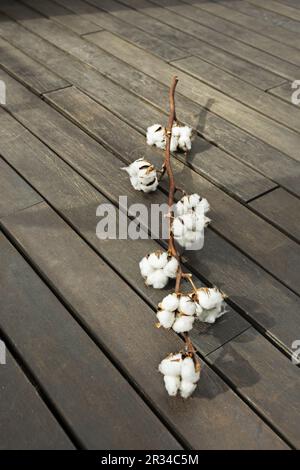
[0, 157, 42, 217]
[15, 0, 186, 62]
[207, 327, 300, 448]
[217, 0, 300, 34]
[0, 347, 73, 449]
[268, 81, 295, 103]
[0, 232, 180, 450]
[85, 31, 300, 161]
[0, 59, 275, 203]
[171, 55, 300, 131]
[129, 0, 300, 78]
[20, 0, 101, 35]
[0, 98, 299, 357]
[0, 36, 69, 94]
[1, 11, 299, 198]
[249, 188, 300, 242]
[182, 0, 300, 49]
[248, 0, 300, 22]
[0, 106, 249, 356]
[42, 84, 300, 295]
[80, 0, 284, 91]
[0, 202, 287, 449]
[121, 0, 300, 66]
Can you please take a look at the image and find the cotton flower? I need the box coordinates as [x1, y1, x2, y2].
[195, 287, 227, 324]
[146, 123, 193, 152]
[156, 293, 196, 332]
[159, 293, 179, 312]
[139, 251, 179, 289]
[176, 193, 210, 216]
[172, 314, 195, 333]
[122, 158, 158, 193]
[156, 309, 175, 329]
[179, 295, 196, 316]
[159, 353, 201, 398]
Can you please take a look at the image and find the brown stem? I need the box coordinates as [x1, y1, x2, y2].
[164, 76, 197, 359]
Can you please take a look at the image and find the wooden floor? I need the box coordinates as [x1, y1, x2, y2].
[0, 0, 300, 450]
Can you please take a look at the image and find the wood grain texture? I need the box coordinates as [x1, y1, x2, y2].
[0, 202, 287, 450]
[181, 0, 300, 49]
[207, 327, 300, 448]
[0, 94, 299, 358]
[42, 84, 300, 295]
[268, 81, 295, 103]
[0, 233, 180, 450]
[0, 157, 42, 217]
[0, 348, 73, 449]
[249, 188, 300, 242]
[1, 10, 299, 198]
[81, 0, 284, 90]
[0, 106, 249, 357]
[248, 0, 300, 21]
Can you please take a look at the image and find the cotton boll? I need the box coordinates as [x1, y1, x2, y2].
[121, 157, 144, 177]
[181, 213, 195, 231]
[156, 309, 175, 329]
[175, 200, 185, 216]
[160, 293, 179, 312]
[159, 353, 182, 376]
[172, 315, 195, 333]
[178, 126, 193, 152]
[172, 217, 185, 238]
[139, 256, 154, 278]
[164, 375, 180, 396]
[180, 380, 197, 399]
[197, 288, 223, 310]
[181, 357, 200, 383]
[148, 251, 168, 269]
[146, 124, 165, 148]
[198, 304, 226, 324]
[196, 198, 210, 215]
[170, 134, 179, 152]
[195, 302, 203, 317]
[179, 296, 196, 316]
[163, 256, 179, 278]
[139, 178, 159, 193]
[189, 193, 201, 208]
[146, 270, 169, 289]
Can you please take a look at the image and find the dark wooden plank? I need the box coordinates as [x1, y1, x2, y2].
[0, 95, 299, 357]
[121, 0, 300, 66]
[0, 157, 42, 217]
[171, 55, 300, 131]
[0, 232, 181, 450]
[268, 81, 295, 103]
[131, 0, 300, 79]
[0, 36, 69, 94]
[207, 328, 300, 448]
[249, 188, 300, 242]
[182, 0, 300, 49]
[279, 0, 300, 9]
[248, 0, 300, 21]
[0, 56, 275, 203]
[0, 106, 249, 357]
[0, 202, 287, 449]
[19, 0, 101, 35]
[85, 31, 300, 161]
[18, 0, 186, 62]
[1, 11, 300, 198]
[216, 0, 300, 34]
[0, 348, 73, 449]
[41, 84, 300, 295]
[80, 0, 284, 91]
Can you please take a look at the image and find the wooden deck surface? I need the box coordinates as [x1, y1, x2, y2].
[0, 0, 300, 450]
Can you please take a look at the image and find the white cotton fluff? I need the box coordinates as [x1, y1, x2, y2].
[146, 123, 193, 152]
[163, 256, 179, 278]
[177, 125, 193, 152]
[179, 295, 196, 316]
[159, 353, 200, 398]
[160, 293, 179, 312]
[159, 353, 182, 376]
[122, 158, 158, 193]
[181, 357, 200, 383]
[164, 375, 180, 396]
[180, 380, 197, 399]
[196, 288, 226, 324]
[172, 314, 195, 333]
[156, 309, 175, 329]
[176, 194, 210, 216]
[139, 251, 178, 289]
